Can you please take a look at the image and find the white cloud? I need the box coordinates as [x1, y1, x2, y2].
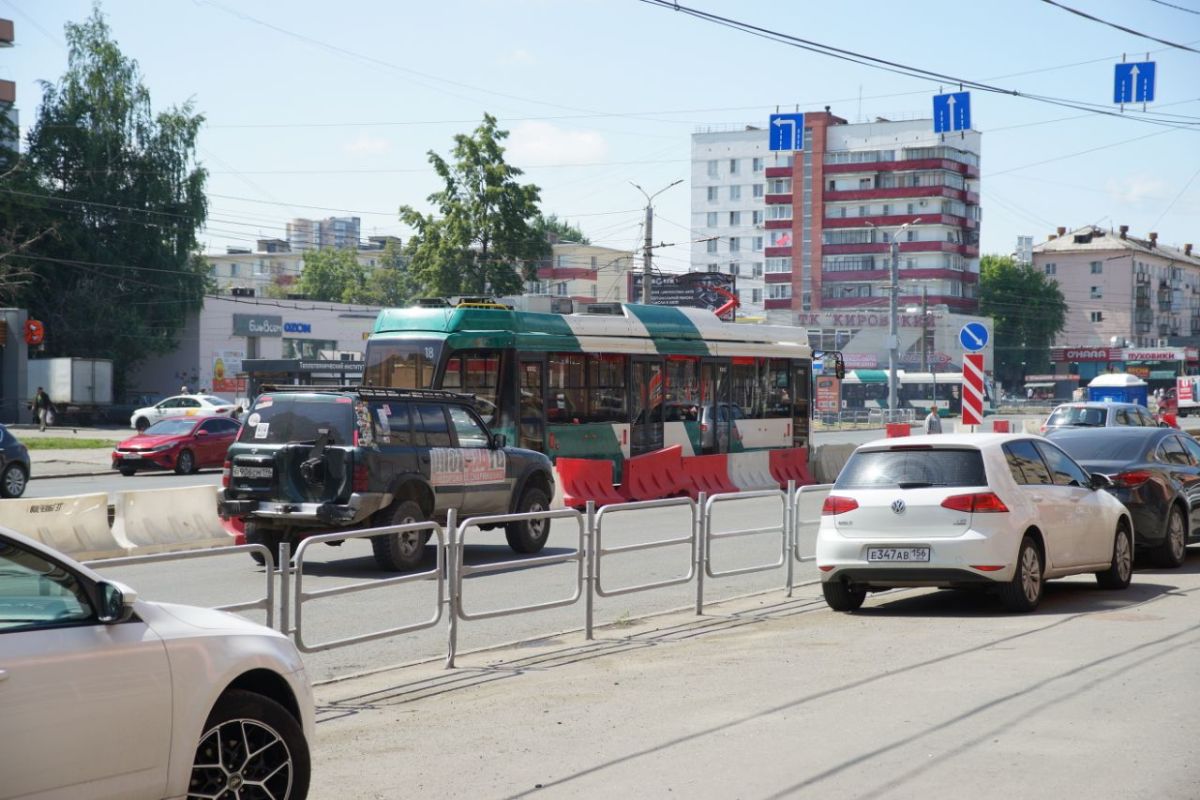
[1105, 175, 1169, 205]
[500, 48, 536, 65]
[506, 121, 609, 166]
[343, 133, 391, 157]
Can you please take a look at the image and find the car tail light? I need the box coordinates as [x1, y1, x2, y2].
[1113, 470, 1152, 488]
[215, 406, 231, 413]
[221, 459, 231, 488]
[821, 495, 859, 515]
[353, 462, 369, 492]
[970, 564, 1005, 571]
[941, 492, 1009, 513]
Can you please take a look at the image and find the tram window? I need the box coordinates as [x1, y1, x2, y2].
[763, 358, 791, 419]
[443, 351, 501, 426]
[731, 359, 760, 418]
[363, 340, 439, 388]
[665, 356, 700, 419]
[586, 354, 627, 423]
[547, 353, 586, 423]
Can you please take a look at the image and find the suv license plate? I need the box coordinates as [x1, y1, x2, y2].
[867, 547, 930, 562]
[232, 466, 273, 479]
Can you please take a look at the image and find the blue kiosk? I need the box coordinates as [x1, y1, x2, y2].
[1087, 373, 1149, 407]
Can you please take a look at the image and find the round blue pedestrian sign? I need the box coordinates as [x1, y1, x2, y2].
[959, 322, 989, 351]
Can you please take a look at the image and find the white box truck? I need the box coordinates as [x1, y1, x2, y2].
[27, 357, 114, 425]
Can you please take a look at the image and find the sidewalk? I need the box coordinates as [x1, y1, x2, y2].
[13, 425, 125, 480]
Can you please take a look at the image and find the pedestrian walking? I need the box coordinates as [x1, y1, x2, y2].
[923, 408, 943, 435]
[32, 386, 54, 432]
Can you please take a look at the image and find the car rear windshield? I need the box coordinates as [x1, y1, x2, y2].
[1047, 406, 1107, 427]
[238, 395, 356, 445]
[835, 447, 987, 489]
[1051, 435, 1147, 462]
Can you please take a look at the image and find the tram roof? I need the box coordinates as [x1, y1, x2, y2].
[371, 303, 809, 357]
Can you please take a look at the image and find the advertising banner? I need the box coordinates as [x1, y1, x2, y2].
[628, 272, 736, 316]
[815, 376, 841, 413]
[212, 351, 245, 394]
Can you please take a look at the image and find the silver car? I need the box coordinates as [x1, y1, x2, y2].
[1041, 401, 1161, 433]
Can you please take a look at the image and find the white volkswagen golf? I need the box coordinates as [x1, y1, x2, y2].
[816, 433, 1134, 612]
[0, 528, 314, 799]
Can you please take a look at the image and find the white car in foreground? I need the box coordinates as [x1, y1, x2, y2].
[0, 528, 313, 799]
[816, 433, 1134, 612]
[131, 394, 242, 432]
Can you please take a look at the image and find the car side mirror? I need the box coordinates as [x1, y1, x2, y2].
[1090, 472, 1114, 490]
[195, 429, 208, 437]
[491, 433, 507, 449]
[97, 580, 137, 624]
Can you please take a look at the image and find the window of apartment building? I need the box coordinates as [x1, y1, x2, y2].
[752, 157, 764, 172]
[729, 237, 740, 253]
[751, 210, 764, 225]
[729, 211, 741, 226]
[907, 203, 916, 214]
[707, 263, 720, 273]
[752, 288, 763, 303]
[1044, 262, 1056, 275]
[1091, 286, 1103, 299]
[707, 160, 718, 178]
[906, 230, 916, 241]
[729, 262, 740, 276]
[767, 284, 793, 300]
[1090, 261, 1103, 274]
[229, 263, 241, 277]
[590, 256, 597, 268]
[768, 230, 792, 247]
[753, 183, 764, 198]
[707, 186, 719, 202]
[752, 262, 763, 277]
[858, 178, 872, 189]
[706, 212, 718, 227]
[753, 236, 763, 251]
[767, 204, 793, 220]
[1090, 311, 1104, 322]
[767, 178, 792, 194]
[729, 159, 739, 174]
[766, 257, 792, 273]
[858, 205, 868, 217]
[706, 239, 718, 254]
[729, 185, 742, 201]
[881, 204, 891, 215]
[554, 282, 569, 297]
[556, 255, 567, 267]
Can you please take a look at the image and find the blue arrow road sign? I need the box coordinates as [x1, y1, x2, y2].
[1113, 62, 1155, 104]
[933, 92, 971, 134]
[768, 113, 805, 151]
[959, 322, 989, 351]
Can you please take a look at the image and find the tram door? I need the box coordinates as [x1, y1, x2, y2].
[700, 360, 731, 454]
[631, 359, 664, 456]
[517, 358, 546, 452]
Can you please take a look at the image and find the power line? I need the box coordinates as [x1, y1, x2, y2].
[1147, 0, 1200, 14]
[1041, 0, 1200, 52]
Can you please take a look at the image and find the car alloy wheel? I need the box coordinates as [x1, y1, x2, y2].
[1, 463, 26, 498]
[1158, 507, 1187, 568]
[1019, 545, 1042, 604]
[190, 716, 293, 798]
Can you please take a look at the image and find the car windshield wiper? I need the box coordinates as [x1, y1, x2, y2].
[896, 480, 939, 488]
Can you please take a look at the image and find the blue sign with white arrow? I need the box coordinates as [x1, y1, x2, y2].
[1113, 61, 1155, 104]
[959, 322, 989, 352]
[933, 92, 971, 134]
[768, 113, 805, 151]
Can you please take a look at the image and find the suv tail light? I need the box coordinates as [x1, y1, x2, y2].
[1113, 470, 1152, 488]
[822, 495, 859, 515]
[353, 461, 369, 492]
[941, 492, 1009, 513]
[221, 459, 231, 488]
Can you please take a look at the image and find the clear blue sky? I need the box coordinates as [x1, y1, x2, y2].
[4, 0, 1198, 271]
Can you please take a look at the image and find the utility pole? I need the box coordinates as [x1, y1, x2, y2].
[869, 218, 920, 419]
[631, 180, 682, 305]
[920, 285, 929, 373]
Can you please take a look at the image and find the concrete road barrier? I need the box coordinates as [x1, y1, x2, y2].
[811, 443, 858, 485]
[0, 493, 127, 560]
[727, 451, 777, 491]
[112, 485, 233, 554]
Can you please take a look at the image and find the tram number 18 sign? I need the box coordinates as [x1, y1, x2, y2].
[962, 353, 985, 427]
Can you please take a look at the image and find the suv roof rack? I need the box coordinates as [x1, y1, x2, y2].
[259, 384, 476, 403]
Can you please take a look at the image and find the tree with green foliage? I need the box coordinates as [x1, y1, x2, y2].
[979, 254, 1067, 392]
[400, 114, 549, 297]
[297, 248, 367, 304]
[360, 240, 416, 307]
[2, 6, 208, 388]
[535, 214, 589, 245]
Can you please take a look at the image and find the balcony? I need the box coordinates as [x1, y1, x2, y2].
[823, 157, 972, 176]
[764, 166, 792, 179]
[764, 298, 792, 310]
[820, 241, 974, 257]
[764, 273, 792, 284]
[764, 219, 792, 230]
[824, 185, 966, 203]
[821, 267, 979, 284]
[821, 213, 971, 229]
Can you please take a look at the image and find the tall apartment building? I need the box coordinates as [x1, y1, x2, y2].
[0, 19, 17, 167]
[692, 111, 982, 319]
[1034, 225, 1200, 383]
[286, 216, 362, 251]
[207, 235, 402, 295]
[526, 243, 634, 303]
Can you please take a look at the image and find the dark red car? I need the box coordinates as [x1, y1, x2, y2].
[112, 416, 241, 476]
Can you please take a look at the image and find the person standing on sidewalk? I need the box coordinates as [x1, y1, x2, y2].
[923, 408, 942, 435]
[32, 386, 54, 432]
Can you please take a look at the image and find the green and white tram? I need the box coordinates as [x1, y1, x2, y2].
[363, 301, 813, 475]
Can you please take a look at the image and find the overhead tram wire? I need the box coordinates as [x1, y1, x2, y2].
[638, 0, 1200, 131]
[1147, 0, 1200, 14]
[1040, 0, 1200, 53]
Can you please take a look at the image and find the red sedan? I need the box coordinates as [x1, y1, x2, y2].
[112, 415, 241, 476]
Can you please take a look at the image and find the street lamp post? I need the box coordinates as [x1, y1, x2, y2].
[868, 218, 920, 419]
[631, 179, 683, 305]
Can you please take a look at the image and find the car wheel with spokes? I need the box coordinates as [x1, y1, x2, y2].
[505, 487, 551, 554]
[189, 689, 309, 800]
[1153, 506, 1187, 569]
[371, 499, 428, 571]
[174, 448, 196, 475]
[1097, 522, 1134, 589]
[999, 535, 1043, 612]
[0, 463, 27, 498]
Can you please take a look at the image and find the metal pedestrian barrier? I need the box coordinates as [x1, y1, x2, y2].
[288, 522, 445, 654]
[788, 483, 832, 596]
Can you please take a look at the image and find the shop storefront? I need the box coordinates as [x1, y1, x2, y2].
[1049, 346, 1199, 390]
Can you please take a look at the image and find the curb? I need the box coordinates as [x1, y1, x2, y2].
[32, 469, 113, 481]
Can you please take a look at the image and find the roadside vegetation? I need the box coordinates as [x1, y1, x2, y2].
[23, 438, 114, 450]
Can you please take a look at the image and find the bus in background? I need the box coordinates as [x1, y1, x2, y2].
[361, 300, 812, 477]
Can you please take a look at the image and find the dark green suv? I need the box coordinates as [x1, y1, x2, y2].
[217, 386, 556, 571]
